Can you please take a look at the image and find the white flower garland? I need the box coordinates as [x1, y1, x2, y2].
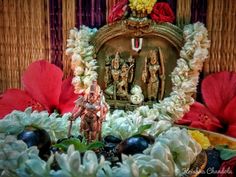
[67, 22, 210, 123]
[0, 109, 201, 177]
[66, 26, 98, 94]
[0, 22, 210, 177]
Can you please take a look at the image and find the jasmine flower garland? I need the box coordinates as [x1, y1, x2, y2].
[66, 26, 98, 94]
[67, 22, 210, 123]
[0, 22, 209, 177]
[0, 109, 201, 177]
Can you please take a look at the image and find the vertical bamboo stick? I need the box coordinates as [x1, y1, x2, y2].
[204, 0, 236, 75]
[176, 0, 192, 28]
[62, 0, 76, 78]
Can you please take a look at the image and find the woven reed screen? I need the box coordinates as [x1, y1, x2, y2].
[0, 0, 235, 93]
[62, 0, 76, 78]
[204, 0, 236, 75]
[176, 0, 192, 28]
[0, 0, 50, 93]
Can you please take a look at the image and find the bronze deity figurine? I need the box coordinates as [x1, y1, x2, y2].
[91, 16, 183, 110]
[69, 81, 108, 142]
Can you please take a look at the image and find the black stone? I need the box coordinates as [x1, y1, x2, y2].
[104, 135, 122, 144]
[104, 142, 117, 152]
[17, 128, 51, 159]
[117, 135, 154, 155]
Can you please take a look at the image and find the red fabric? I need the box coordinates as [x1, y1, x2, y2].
[217, 157, 236, 177]
[0, 60, 78, 118]
[176, 102, 222, 131]
[108, 0, 128, 23]
[150, 2, 175, 23]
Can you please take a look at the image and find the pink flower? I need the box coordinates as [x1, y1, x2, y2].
[177, 72, 236, 138]
[0, 60, 78, 118]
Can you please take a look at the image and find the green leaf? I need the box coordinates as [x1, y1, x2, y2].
[54, 138, 88, 153]
[53, 144, 69, 152]
[215, 145, 236, 160]
[87, 141, 104, 150]
[137, 124, 152, 134]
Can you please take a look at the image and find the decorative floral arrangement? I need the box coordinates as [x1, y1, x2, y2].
[0, 108, 201, 177]
[108, 0, 175, 23]
[177, 71, 236, 138]
[67, 22, 210, 123]
[129, 0, 156, 14]
[0, 21, 212, 176]
[66, 26, 98, 94]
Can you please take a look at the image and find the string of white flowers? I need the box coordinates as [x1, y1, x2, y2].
[0, 22, 208, 177]
[66, 26, 98, 94]
[154, 23, 210, 121]
[67, 22, 210, 123]
[0, 109, 201, 177]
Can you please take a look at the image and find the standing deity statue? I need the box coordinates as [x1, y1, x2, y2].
[127, 55, 135, 83]
[117, 63, 129, 97]
[69, 81, 108, 142]
[142, 56, 148, 83]
[104, 56, 111, 88]
[111, 52, 121, 100]
[147, 50, 161, 101]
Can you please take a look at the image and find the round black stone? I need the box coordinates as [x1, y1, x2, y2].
[117, 135, 153, 155]
[17, 128, 51, 159]
[104, 135, 122, 144]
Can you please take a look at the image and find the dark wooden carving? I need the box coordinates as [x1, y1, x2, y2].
[91, 18, 183, 110]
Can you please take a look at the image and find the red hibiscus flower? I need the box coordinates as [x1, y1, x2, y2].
[0, 60, 78, 118]
[177, 71, 236, 138]
[217, 157, 236, 177]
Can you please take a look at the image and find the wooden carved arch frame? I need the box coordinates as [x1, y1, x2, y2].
[91, 19, 184, 110]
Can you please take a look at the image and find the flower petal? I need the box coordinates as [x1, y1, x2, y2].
[202, 71, 236, 118]
[222, 97, 236, 124]
[22, 60, 63, 111]
[226, 124, 236, 138]
[58, 77, 78, 114]
[176, 102, 222, 131]
[0, 89, 45, 118]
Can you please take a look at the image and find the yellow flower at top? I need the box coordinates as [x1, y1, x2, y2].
[188, 130, 211, 149]
[129, 0, 156, 14]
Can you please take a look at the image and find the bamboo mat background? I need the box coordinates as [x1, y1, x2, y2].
[204, 0, 236, 74]
[0, 0, 50, 92]
[0, 0, 235, 93]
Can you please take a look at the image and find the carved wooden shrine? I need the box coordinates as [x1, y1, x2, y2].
[91, 17, 183, 110]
